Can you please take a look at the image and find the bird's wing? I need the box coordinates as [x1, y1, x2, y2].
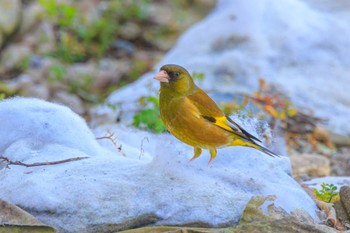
[187, 88, 278, 157]
[187, 88, 261, 143]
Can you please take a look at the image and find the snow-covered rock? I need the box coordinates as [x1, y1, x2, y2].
[108, 0, 350, 135]
[0, 97, 102, 160]
[305, 176, 350, 191]
[0, 98, 319, 232]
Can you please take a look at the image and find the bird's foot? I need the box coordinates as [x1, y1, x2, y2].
[188, 147, 202, 163]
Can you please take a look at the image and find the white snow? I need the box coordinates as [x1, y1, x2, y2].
[107, 0, 350, 135]
[0, 97, 319, 232]
[305, 176, 350, 192]
[0, 97, 103, 160]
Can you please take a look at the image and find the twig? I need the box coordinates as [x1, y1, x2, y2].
[96, 130, 125, 156]
[96, 130, 118, 147]
[0, 155, 89, 168]
[139, 137, 149, 159]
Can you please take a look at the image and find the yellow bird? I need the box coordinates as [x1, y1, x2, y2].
[154, 64, 278, 164]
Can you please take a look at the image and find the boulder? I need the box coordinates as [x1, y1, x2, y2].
[0, 97, 319, 232]
[119, 196, 335, 233]
[0, 199, 56, 232]
[290, 153, 330, 177]
[334, 186, 350, 229]
[0, 0, 21, 49]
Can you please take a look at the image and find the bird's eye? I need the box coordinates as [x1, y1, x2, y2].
[174, 72, 180, 77]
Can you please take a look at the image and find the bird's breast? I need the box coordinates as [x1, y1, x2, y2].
[159, 96, 232, 149]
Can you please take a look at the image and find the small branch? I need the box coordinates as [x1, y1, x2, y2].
[96, 130, 118, 147]
[96, 130, 125, 156]
[139, 137, 149, 159]
[0, 155, 89, 168]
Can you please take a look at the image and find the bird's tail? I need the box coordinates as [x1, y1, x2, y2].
[230, 139, 279, 158]
[253, 143, 279, 158]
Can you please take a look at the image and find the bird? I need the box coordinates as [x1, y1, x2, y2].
[154, 64, 278, 165]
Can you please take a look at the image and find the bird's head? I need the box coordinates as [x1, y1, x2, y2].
[154, 64, 196, 95]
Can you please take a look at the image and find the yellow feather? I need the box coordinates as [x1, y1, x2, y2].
[212, 116, 234, 133]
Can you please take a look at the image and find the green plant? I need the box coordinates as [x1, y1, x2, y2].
[48, 64, 66, 82]
[132, 96, 166, 133]
[68, 74, 100, 104]
[314, 183, 339, 203]
[0, 82, 16, 98]
[39, 0, 116, 63]
[192, 72, 205, 81]
[39, 0, 77, 27]
[14, 56, 31, 72]
[38, 0, 152, 63]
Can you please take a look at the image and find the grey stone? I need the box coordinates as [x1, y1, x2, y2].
[0, 0, 21, 48]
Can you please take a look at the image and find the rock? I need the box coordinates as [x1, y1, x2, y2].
[331, 147, 350, 176]
[334, 201, 350, 229]
[85, 213, 160, 233]
[328, 132, 350, 147]
[0, 97, 102, 157]
[290, 153, 330, 177]
[119, 22, 141, 40]
[119, 196, 335, 233]
[0, 98, 320, 232]
[0, 199, 43, 225]
[24, 83, 50, 100]
[0, 199, 56, 232]
[64, 59, 130, 92]
[312, 126, 334, 148]
[0, 0, 21, 48]
[32, 22, 56, 54]
[240, 196, 314, 224]
[112, 39, 136, 57]
[6, 73, 33, 92]
[7, 73, 50, 99]
[0, 44, 32, 73]
[95, 59, 130, 88]
[17, 2, 43, 37]
[107, 0, 350, 136]
[52, 91, 85, 115]
[119, 227, 226, 233]
[304, 0, 350, 11]
[231, 218, 335, 233]
[314, 200, 345, 231]
[339, 186, 350, 215]
[334, 186, 350, 229]
[0, 225, 55, 232]
[236, 196, 334, 233]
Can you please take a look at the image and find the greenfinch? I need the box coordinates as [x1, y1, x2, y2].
[154, 64, 278, 164]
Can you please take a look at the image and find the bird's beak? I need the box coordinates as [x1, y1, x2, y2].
[154, 70, 169, 83]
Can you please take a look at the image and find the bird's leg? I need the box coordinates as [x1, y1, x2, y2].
[208, 148, 217, 166]
[189, 147, 202, 161]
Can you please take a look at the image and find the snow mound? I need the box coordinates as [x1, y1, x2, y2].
[0, 98, 318, 232]
[0, 97, 102, 161]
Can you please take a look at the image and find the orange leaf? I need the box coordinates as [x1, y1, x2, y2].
[264, 105, 279, 118]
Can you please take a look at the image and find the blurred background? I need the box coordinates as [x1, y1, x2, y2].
[0, 0, 215, 114]
[0, 0, 349, 181]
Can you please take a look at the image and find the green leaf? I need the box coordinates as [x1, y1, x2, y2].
[132, 95, 166, 133]
[48, 65, 66, 82]
[192, 72, 205, 81]
[314, 183, 339, 203]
